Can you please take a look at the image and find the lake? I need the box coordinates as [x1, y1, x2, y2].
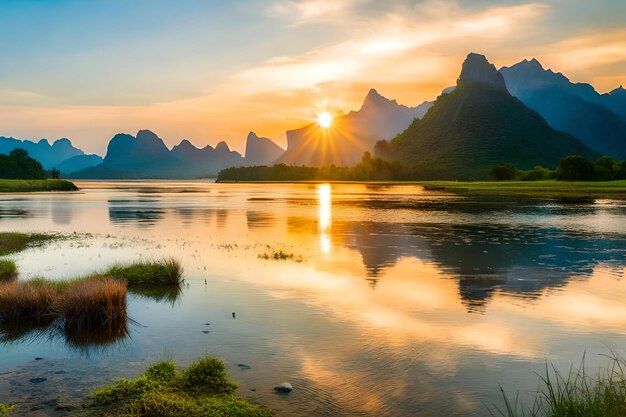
[1, 181, 625, 416]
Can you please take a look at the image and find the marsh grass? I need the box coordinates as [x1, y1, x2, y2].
[0, 402, 14, 416]
[258, 250, 302, 262]
[0, 280, 58, 319]
[0, 232, 56, 256]
[56, 277, 127, 332]
[106, 258, 183, 286]
[0, 260, 16, 281]
[90, 355, 270, 417]
[0, 179, 77, 192]
[492, 353, 626, 417]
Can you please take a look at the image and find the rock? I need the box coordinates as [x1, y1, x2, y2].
[274, 382, 293, 393]
[30, 378, 47, 384]
[237, 364, 251, 370]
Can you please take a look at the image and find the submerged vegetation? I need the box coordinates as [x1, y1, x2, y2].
[493, 354, 626, 417]
[89, 355, 271, 417]
[0, 232, 58, 256]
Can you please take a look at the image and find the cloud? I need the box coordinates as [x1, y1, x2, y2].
[267, 0, 363, 25]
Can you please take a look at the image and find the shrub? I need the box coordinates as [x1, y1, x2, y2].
[557, 155, 595, 181]
[491, 164, 518, 180]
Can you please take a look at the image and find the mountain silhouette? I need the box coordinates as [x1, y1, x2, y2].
[375, 53, 599, 180]
[500, 58, 626, 158]
[73, 130, 250, 179]
[244, 132, 285, 166]
[275, 88, 432, 167]
[0, 136, 98, 170]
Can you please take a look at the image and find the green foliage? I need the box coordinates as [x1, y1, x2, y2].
[0, 402, 14, 416]
[218, 153, 407, 182]
[491, 164, 519, 180]
[556, 155, 626, 181]
[0, 232, 56, 256]
[0, 260, 17, 281]
[521, 166, 555, 181]
[492, 354, 626, 417]
[182, 356, 237, 395]
[106, 258, 183, 286]
[0, 149, 45, 180]
[90, 356, 271, 417]
[0, 179, 77, 192]
[379, 83, 598, 180]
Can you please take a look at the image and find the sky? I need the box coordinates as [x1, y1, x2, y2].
[0, 0, 625, 155]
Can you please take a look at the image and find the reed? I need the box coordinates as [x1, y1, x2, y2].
[106, 258, 183, 286]
[56, 277, 128, 332]
[0, 260, 17, 281]
[0, 280, 57, 319]
[492, 353, 626, 417]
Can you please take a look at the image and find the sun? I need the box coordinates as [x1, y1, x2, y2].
[317, 111, 332, 128]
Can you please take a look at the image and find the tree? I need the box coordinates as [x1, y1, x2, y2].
[557, 155, 594, 181]
[490, 164, 517, 180]
[593, 156, 615, 181]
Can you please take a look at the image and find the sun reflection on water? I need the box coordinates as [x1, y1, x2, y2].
[318, 184, 332, 254]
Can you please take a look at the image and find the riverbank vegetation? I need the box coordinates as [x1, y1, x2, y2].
[0, 403, 13, 416]
[106, 258, 183, 286]
[88, 355, 271, 417]
[0, 179, 77, 192]
[491, 156, 626, 182]
[0, 260, 16, 281]
[0, 148, 77, 190]
[493, 354, 626, 417]
[0, 232, 59, 256]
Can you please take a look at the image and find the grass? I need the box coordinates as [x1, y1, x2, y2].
[89, 355, 272, 417]
[258, 250, 303, 262]
[0, 260, 16, 281]
[0, 403, 13, 416]
[492, 354, 626, 417]
[0, 232, 57, 256]
[0, 276, 127, 332]
[0, 179, 78, 192]
[417, 180, 626, 200]
[106, 258, 183, 286]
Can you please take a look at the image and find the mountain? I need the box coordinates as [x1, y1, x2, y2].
[244, 132, 284, 166]
[0, 136, 86, 169]
[500, 59, 626, 157]
[603, 86, 626, 122]
[375, 53, 599, 180]
[55, 154, 103, 174]
[73, 130, 246, 179]
[275, 88, 433, 167]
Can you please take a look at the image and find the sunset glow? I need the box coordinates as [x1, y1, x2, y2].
[317, 112, 333, 128]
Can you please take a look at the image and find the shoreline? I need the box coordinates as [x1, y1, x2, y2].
[0, 179, 78, 193]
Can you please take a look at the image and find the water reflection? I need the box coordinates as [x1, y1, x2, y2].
[318, 184, 332, 254]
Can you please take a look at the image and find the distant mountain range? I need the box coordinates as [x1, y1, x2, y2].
[1, 52, 623, 179]
[500, 59, 626, 158]
[375, 53, 599, 180]
[0, 136, 102, 172]
[276, 88, 432, 167]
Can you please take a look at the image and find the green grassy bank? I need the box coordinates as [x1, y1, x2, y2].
[0, 179, 78, 192]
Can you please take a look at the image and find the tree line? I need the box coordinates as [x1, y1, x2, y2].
[0, 149, 60, 180]
[491, 155, 626, 181]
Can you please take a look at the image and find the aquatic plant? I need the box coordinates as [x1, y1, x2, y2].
[106, 257, 183, 286]
[258, 250, 301, 261]
[90, 355, 271, 417]
[492, 353, 626, 417]
[56, 277, 127, 332]
[0, 232, 56, 256]
[0, 280, 57, 319]
[0, 402, 14, 416]
[0, 260, 17, 281]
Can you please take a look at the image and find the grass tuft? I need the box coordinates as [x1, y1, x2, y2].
[90, 355, 271, 417]
[492, 353, 626, 417]
[0, 260, 17, 282]
[56, 277, 127, 332]
[0, 232, 56, 256]
[0, 280, 57, 319]
[106, 258, 183, 286]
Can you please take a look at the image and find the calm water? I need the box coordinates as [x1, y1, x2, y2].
[1, 181, 626, 416]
